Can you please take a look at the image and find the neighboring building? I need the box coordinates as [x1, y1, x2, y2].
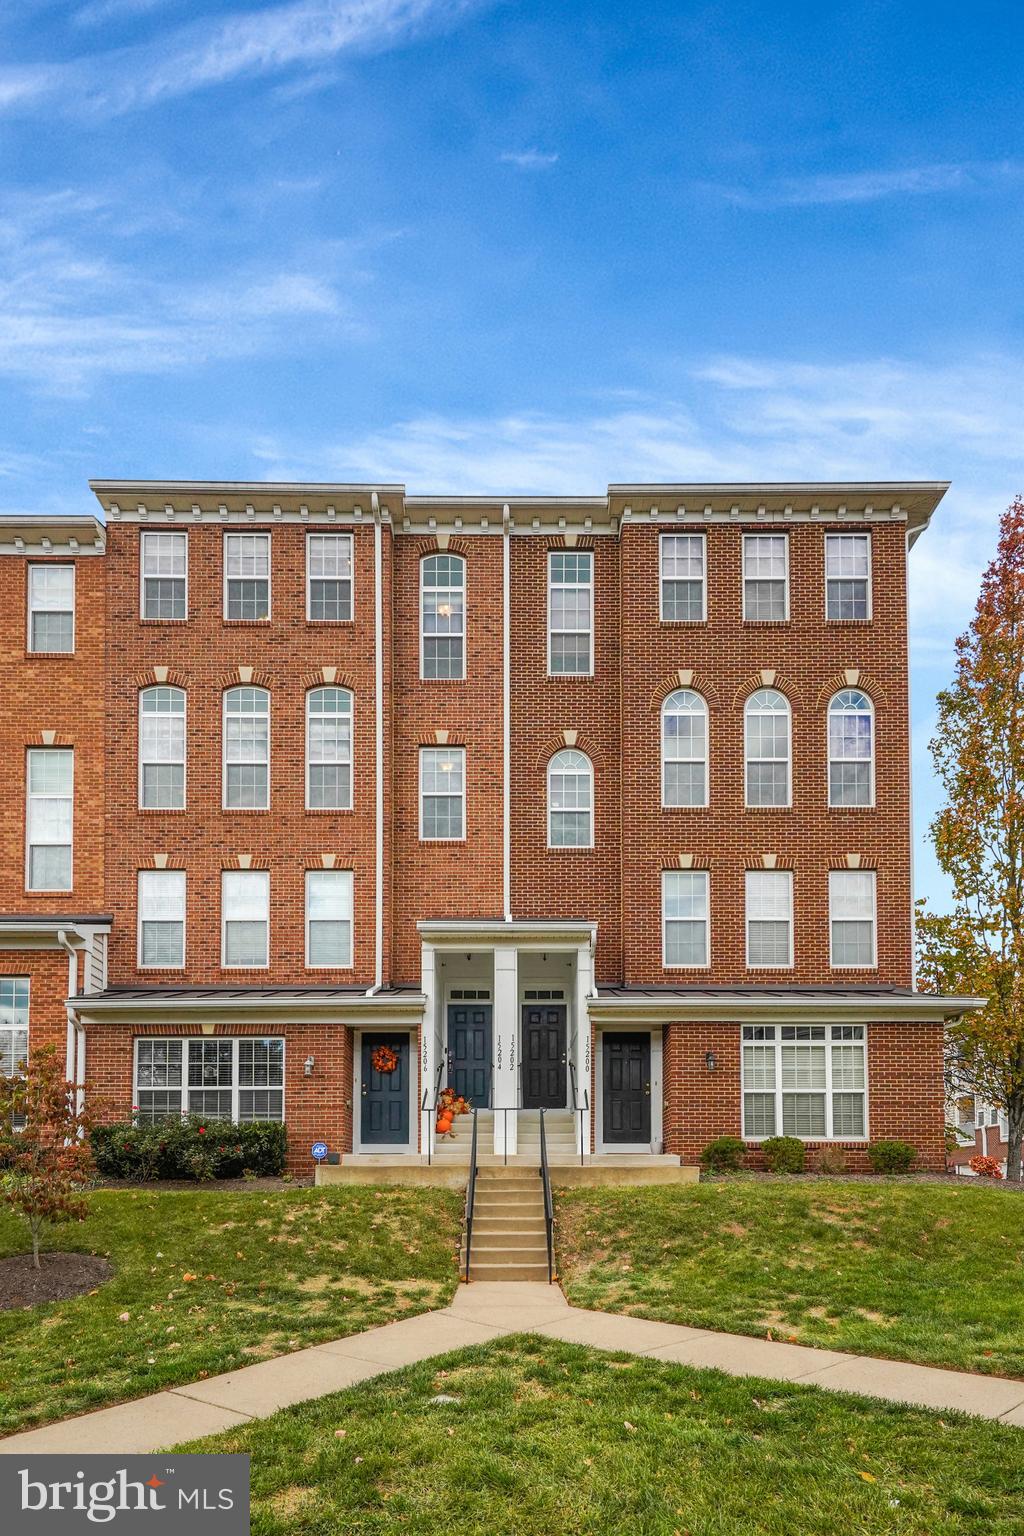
[949, 1095, 1011, 1174]
[0, 481, 981, 1170]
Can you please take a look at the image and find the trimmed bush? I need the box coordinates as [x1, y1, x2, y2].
[867, 1139, 917, 1175]
[762, 1135, 805, 1174]
[91, 1116, 287, 1181]
[700, 1135, 746, 1172]
[816, 1144, 847, 1175]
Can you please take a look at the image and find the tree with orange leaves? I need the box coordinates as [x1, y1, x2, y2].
[0, 1043, 93, 1267]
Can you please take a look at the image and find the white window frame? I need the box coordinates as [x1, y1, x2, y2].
[662, 869, 710, 969]
[306, 532, 354, 623]
[27, 563, 75, 653]
[661, 689, 709, 808]
[546, 749, 594, 849]
[547, 550, 594, 677]
[745, 869, 793, 969]
[825, 532, 872, 621]
[305, 686, 353, 811]
[744, 689, 792, 808]
[659, 533, 706, 622]
[828, 690, 875, 808]
[138, 685, 187, 810]
[829, 869, 878, 969]
[137, 869, 186, 970]
[221, 869, 270, 969]
[25, 747, 73, 893]
[0, 977, 29, 1081]
[420, 553, 466, 681]
[139, 531, 188, 621]
[222, 686, 270, 810]
[133, 1037, 285, 1124]
[741, 1024, 869, 1141]
[419, 746, 466, 841]
[742, 533, 790, 621]
[305, 868, 354, 969]
[223, 532, 271, 622]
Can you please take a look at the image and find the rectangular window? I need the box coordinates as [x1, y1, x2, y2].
[743, 534, 788, 621]
[224, 533, 270, 621]
[307, 533, 353, 622]
[662, 869, 709, 968]
[420, 747, 465, 840]
[140, 532, 187, 621]
[742, 1024, 867, 1140]
[305, 869, 353, 967]
[745, 870, 793, 968]
[421, 555, 466, 679]
[26, 748, 73, 891]
[548, 551, 593, 675]
[660, 534, 705, 621]
[221, 870, 269, 968]
[826, 533, 871, 620]
[138, 870, 186, 969]
[134, 1037, 284, 1124]
[0, 978, 29, 1080]
[28, 564, 74, 652]
[829, 870, 877, 967]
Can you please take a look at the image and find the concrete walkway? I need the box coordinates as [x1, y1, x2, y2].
[3, 1282, 1023, 1454]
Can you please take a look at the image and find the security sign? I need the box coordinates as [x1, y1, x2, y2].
[311, 1141, 328, 1162]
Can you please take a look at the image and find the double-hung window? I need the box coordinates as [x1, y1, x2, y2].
[224, 533, 270, 621]
[307, 533, 353, 621]
[828, 690, 874, 806]
[0, 978, 29, 1079]
[221, 870, 269, 968]
[138, 870, 186, 968]
[547, 749, 593, 847]
[548, 551, 593, 675]
[26, 748, 73, 891]
[743, 534, 788, 620]
[660, 534, 705, 621]
[829, 870, 877, 967]
[662, 869, 709, 967]
[744, 689, 791, 807]
[745, 870, 793, 967]
[420, 747, 465, 840]
[140, 532, 187, 620]
[662, 690, 708, 806]
[306, 687, 352, 809]
[421, 554, 465, 679]
[223, 687, 270, 809]
[139, 686, 186, 809]
[305, 869, 353, 967]
[825, 533, 871, 620]
[742, 1024, 867, 1140]
[134, 1037, 284, 1123]
[28, 565, 74, 652]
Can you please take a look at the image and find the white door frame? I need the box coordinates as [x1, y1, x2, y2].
[518, 985, 571, 1111]
[352, 1027, 417, 1155]
[594, 1025, 663, 1155]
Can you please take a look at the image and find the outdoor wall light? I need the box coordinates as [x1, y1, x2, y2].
[705, 1050, 717, 1073]
[304, 1054, 315, 1076]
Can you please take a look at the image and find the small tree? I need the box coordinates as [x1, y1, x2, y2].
[0, 1044, 92, 1268]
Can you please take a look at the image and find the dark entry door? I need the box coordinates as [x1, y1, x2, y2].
[603, 1032, 651, 1144]
[447, 1004, 492, 1106]
[522, 1005, 567, 1108]
[360, 1033, 410, 1145]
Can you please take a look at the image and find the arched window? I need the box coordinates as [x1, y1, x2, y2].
[662, 690, 708, 807]
[139, 686, 186, 809]
[223, 686, 270, 809]
[547, 749, 593, 848]
[306, 686, 353, 810]
[745, 689, 791, 807]
[421, 554, 465, 679]
[828, 689, 874, 806]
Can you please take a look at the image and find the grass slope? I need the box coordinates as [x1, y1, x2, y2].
[0, 1185, 461, 1434]
[183, 1337, 1024, 1536]
[555, 1180, 1024, 1377]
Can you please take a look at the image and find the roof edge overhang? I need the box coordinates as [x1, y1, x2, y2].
[69, 990, 426, 1025]
[0, 515, 106, 555]
[417, 918, 597, 951]
[0, 918, 111, 950]
[587, 990, 984, 1024]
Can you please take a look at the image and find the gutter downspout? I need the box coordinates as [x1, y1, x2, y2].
[57, 928, 85, 1115]
[502, 502, 512, 923]
[367, 490, 385, 996]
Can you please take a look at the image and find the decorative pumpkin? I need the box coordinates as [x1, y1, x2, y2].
[436, 1116, 452, 1134]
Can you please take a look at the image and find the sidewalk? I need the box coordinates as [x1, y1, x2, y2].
[3, 1282, 1022, 1454]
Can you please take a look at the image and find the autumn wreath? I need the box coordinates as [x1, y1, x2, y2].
[371, 1045, 400, 1075]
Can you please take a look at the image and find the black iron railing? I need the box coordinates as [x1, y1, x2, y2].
[538, 1107, 554, 1283]
[463, 1107, 480, 1283]
[568, 1060, 589, 1167]
[421, 1055, 446, 1166]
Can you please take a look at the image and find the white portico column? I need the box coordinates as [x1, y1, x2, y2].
[421, 941, 438, 1160]
[493, 945, 518, 1157]
[575, 938, 594, 1159]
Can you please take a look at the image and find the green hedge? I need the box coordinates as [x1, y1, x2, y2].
[91, 1116, 287, 1181]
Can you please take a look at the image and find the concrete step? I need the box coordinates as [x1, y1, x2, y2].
[466, 1260, 552, 1281]
[463, 1235, 548, 1256]
[472, 1220, 548, 1236]
[472, 1194, 545, 1210]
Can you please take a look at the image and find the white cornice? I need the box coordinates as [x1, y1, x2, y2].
[587, 991, 984, 1023]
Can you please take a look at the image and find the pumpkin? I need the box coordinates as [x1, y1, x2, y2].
[436, 1116, 452, 1134]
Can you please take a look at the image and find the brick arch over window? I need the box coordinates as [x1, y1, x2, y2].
[814, 670, 889, 711]
[827, 854, 878, 870]
[410, 535, 474, 558]
[418, 730, 466, 747]
[218, 666, 274, 691]
[533, 729, 606, 774]
[649, 671, 721, 712]
[302, 851, 357, 870]
[300, 667, 357, 692]
[730, 671, 804, 712]
[134, 665, 189, 689]
[544, 534, 597, 550]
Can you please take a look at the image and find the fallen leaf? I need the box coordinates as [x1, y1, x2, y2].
[334, 1429, 347, 1439]
[859, 1472, 876, 1484]
[117, 1311, 131, 1323]
[182, 1272, 197, 1283]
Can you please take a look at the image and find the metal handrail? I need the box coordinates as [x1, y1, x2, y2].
[538, 1107, 554, 1283]
[463, 1107, 480, 1283]
[421, 1055, 446, 1166]
[568, 1061, 589, 1167]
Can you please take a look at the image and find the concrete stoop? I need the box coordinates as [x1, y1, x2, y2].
[460, 1169, 551, 1283]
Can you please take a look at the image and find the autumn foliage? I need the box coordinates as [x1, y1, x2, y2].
[0, 1043, 93, 1268]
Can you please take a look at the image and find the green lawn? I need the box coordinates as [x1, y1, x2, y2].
[555, 1180, 1024, 1377]
[183, 1336, 1024, 1535]
[0, 1185, 461, 1435]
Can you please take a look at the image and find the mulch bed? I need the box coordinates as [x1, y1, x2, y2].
[0, 1252, 113, 1310]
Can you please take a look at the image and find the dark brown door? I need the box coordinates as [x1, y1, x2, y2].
[603, 1032, 651, 1144]
[522, 1006, 567, 1108]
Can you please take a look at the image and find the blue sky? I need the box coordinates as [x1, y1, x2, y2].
[1, 0, 1020, 910]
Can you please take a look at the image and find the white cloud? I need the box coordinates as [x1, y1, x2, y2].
[710, 159, 1023, 208]
[499, 149, 559, 169]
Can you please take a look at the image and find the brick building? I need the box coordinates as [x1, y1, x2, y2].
[0, 481, 981, 1171]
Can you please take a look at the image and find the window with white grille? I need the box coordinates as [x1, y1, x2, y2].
[828, 690, 874, 807]
[421, 554, 465, 679]
[420, 747, 465, 840]
[0, 978, 29, 1079]
[224, 533, 270, 620]
[138, 870, 185, 968]
[134, 1037, 284, 1123]
[548, 551, 593, 675]
[140, 532, 187, 620]
[743, 534, 788, 620]
[223, 687, 270, 809]
[660, 534, 705, 621]
[825, 533, 871, 620]
[744, 689, 791, 807]
[745, 870, 793, 968]
[662, 869, 709, 968]
[306, 687, 352, 810]
[26, 748, 73, 891]
[547, 749, 593, 847]
[139, 686, 186, 809]
[28, 565, 74, 652]
[221, 869, 269, 967]
[307, 533, 353, 622]
[829, 869, 876, 967]
[305, 869, 353, 967]
[662, 690, 708, 807]
[742, 1024, 867, 1139]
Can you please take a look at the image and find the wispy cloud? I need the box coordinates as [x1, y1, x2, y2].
[499, 149, 558, 169]
[73, 0, 179, 28]
[710, 159, 1023, 208]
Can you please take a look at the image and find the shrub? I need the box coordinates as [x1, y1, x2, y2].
[91, 1116, 287, 1181]
[867, 1139, 917, 1175]
[762, 1136, 805, 1174]
[816, 1144, 847, 1175]
[701, 1135, 746, 1172]
[968, 1154, 1004, 1179]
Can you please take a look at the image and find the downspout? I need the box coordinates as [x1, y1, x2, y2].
[57, 928, 85, 1115]
[367, 491, 385, 996]
[502, 502, 512, 923]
